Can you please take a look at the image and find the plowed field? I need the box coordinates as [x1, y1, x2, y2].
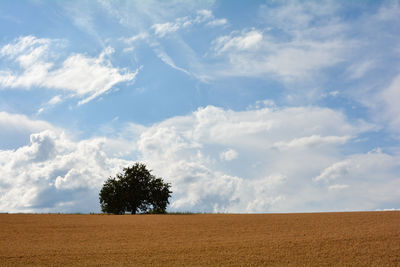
[1, 212, 399, 266]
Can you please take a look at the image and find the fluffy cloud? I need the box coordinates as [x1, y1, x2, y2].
[1, 106, 398, 213]
[0, 130, 133, 213]
[0, 111, 58, 149]
[0, 36, 138, 105]
[133, 105, 382, 212]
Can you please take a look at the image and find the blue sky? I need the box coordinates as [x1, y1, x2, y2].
[0, 0, 399, 213]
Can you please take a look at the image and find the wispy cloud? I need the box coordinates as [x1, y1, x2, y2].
[376, 74, 400, 133]
[209, 19, 347, 81]
[213, 30, 263, 54]
[152, 46, 191, 75]
[151, 9, 226, 38]
[37, 95, 63, 115]
[346, 60, 375, 80]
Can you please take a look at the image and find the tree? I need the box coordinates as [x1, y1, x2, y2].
[99, 163, 172, 214]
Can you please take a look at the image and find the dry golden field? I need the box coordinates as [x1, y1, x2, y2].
[0, 212, 399, 266]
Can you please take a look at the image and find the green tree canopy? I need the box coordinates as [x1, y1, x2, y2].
[99, 163, 172, 214]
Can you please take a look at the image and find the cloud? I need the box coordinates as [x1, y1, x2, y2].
[152, 46, 191, 75]
[152, 22, 181, 37]
[210, 28, 345, 81]
[314, 149, 399, 183]
[0, 129, 133, 213]
[48, 95, 62, 106]
[0, 111, 58, 149]
[121, 32, 149, 45]
[335, 1, 400, 137]
[213, 30, 263, 54]
[37, 95, 64, 115]
[328, 184, 349, 191]
[117, 8, 226, 77]
[346, 60, 374, 80]
[272, 135, 351, 150]
[201, 1, 350, 82]
[0, 36, 138, 105]
[356, 73, 400, 136]
[220, 149, 238, 161]
[107, 1, 352, 84]
[206, 18, 227, 27]
[134, 105, 380, 212]
[97, 0, 216, 30]
[313, 149, 400, 210]
[375, 1, 400, 21]
[151, 9, 227, 37]
[0, 106, 397, 213]
[378, 74, 400, 133]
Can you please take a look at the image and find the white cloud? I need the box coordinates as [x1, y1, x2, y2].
[0, 111, 58, 149]
[134, 105, 381, 212]
[204, 2, 350, 82]
[0, 36, 138, 105]
[116, 8, 226, 76]
[151, 9, 227, 37]
[152, 22, 181, 37]
[328, 184, 349, 191]
[213, 30, 263, 54]
[375, 1, 400, 21]
[121, 32, 149, 45]
[97, 0, 216, 31]
[0, 106, 397, 213]
[206, 18, 227, 27]
[37, 95, 64, 115]
[313, 149, 400, 210]
[211, 28, 345, 80]
[152, 46, 191, 75]
[378, 74, 400, 132]
[48, 95, 62, 106]
[329, 91, 339, 97]
[0, 129, 133, 213]
[0, 35, 50, 59]
[272, 135, 351, 150]
[347, 60, 374, 79]
[314, 149, 398, 183]
[220, 149, 238, 161]
[357, 73, 400, 135]
[195, 9, 213, 22]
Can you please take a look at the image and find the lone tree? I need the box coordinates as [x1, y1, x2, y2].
[99, 163, 172, 214]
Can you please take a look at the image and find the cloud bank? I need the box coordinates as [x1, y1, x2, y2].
[1, 106, 398, 213]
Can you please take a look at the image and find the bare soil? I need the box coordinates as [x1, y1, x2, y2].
[0, 211, 399, 266]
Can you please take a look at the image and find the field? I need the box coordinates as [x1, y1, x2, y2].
[0, 212, 399, 266]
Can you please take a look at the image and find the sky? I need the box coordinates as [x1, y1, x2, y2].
[0, 0, 399, 213]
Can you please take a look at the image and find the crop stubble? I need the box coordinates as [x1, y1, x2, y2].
[0, 211, 399, 266]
